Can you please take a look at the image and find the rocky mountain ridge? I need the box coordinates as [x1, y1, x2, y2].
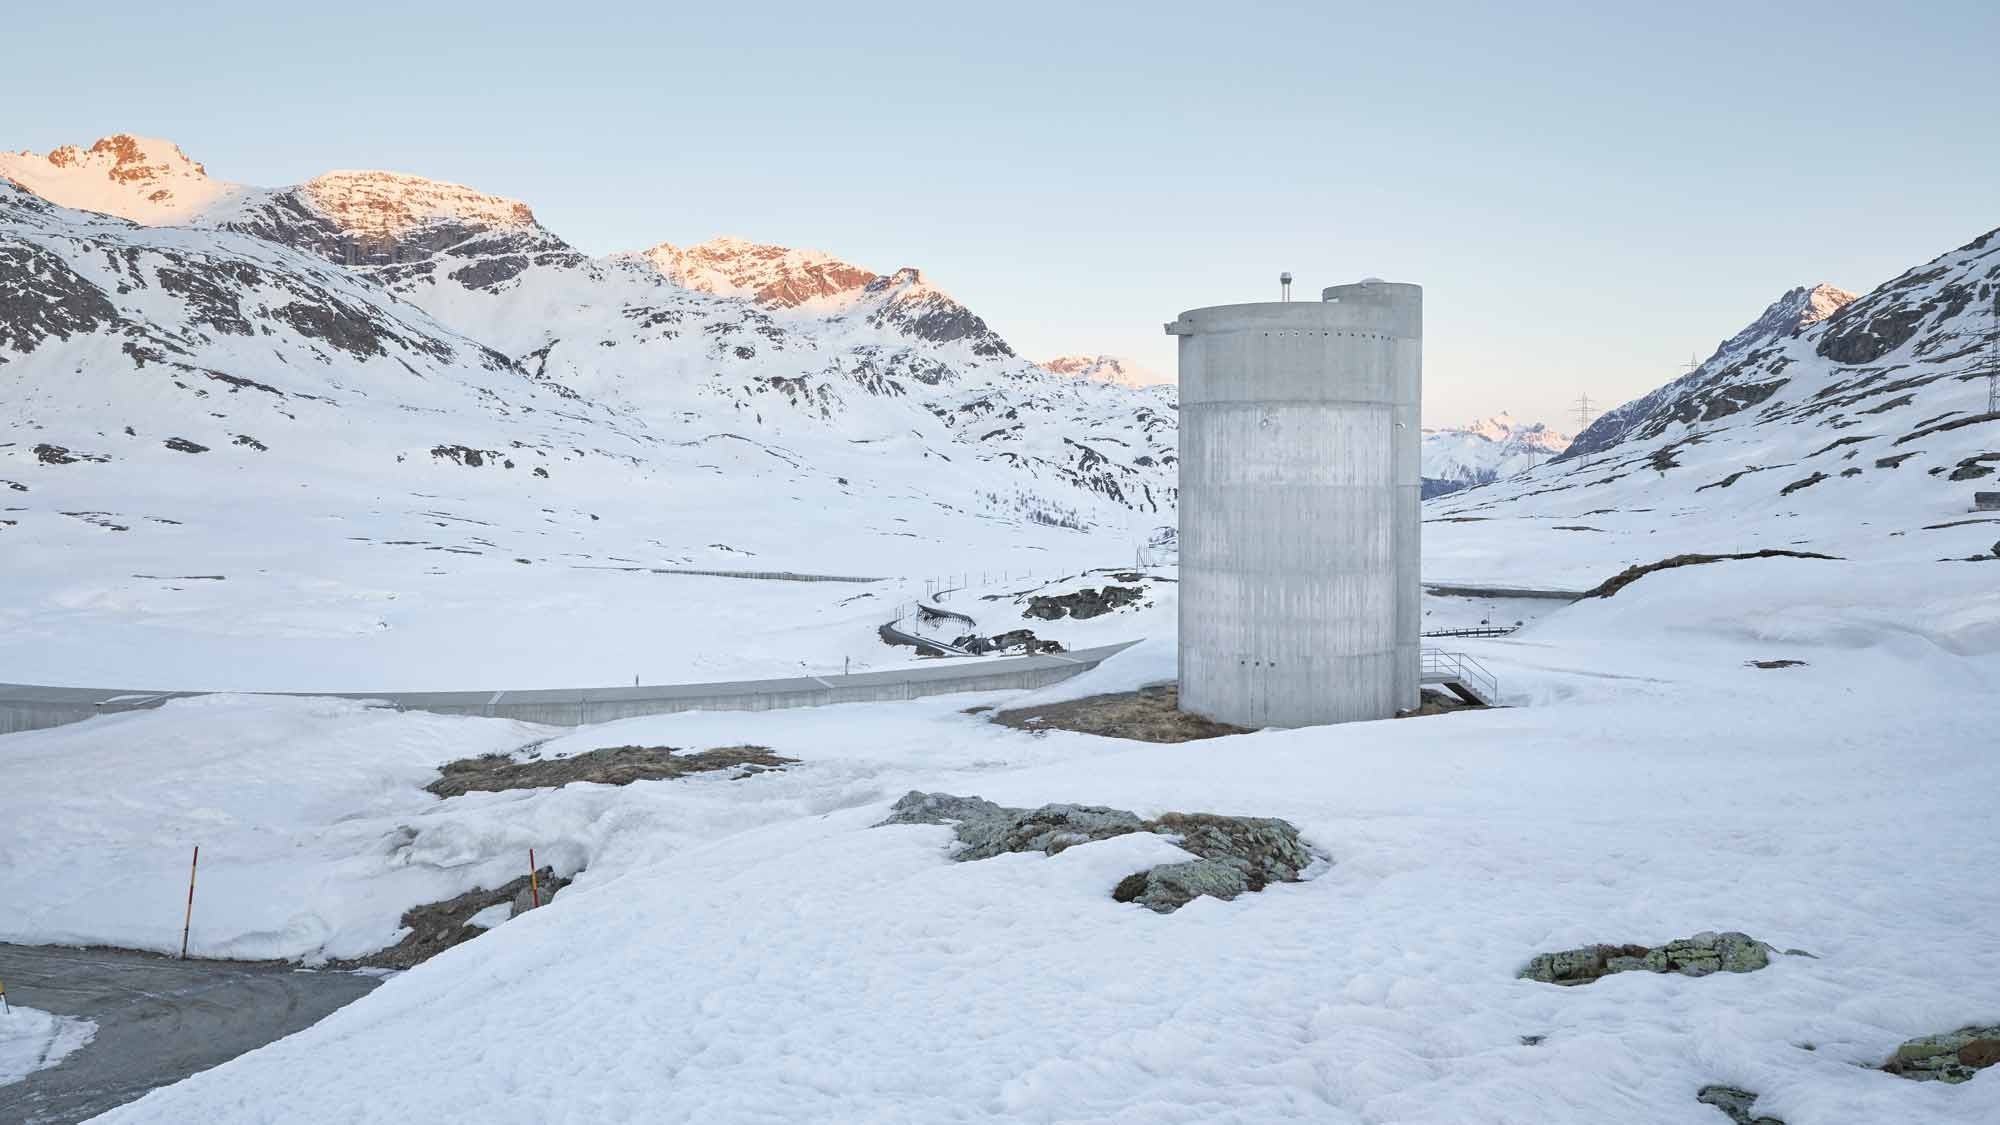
[0, 134, 1184, 688]
[1426, 228, 1999, 581]
[1560, 283, 1859, 462]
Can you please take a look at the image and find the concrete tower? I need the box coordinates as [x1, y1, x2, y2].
[1166, 279, 1422, 728]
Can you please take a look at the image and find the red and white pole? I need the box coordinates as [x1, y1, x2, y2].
[180, 844, 200, 959]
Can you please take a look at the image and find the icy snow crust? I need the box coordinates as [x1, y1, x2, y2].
[5, 558, 1988, 1124]
[0, 1006, 95, 1089]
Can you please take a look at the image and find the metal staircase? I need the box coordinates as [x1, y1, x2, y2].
[1420, 648, 1499, 707]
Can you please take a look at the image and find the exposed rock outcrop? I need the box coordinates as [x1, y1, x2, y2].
[877, 791, 1314, 913]
[991, 685, 1246, 743]
[1697, 1085, 1784, 1125]
[1880, 1024, 2000, 1084]
[1024, 585, 1144, 620]
[1519, 931, 1776, 985]
[428, 743, 793, 798]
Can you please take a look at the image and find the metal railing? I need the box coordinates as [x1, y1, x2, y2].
[1420, 648, 1499, 703]
[1420, 625, 1517, 639]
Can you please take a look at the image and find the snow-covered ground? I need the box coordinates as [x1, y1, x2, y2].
[1, 554, 1989, 1123]
[0, 1007, 94, 1089]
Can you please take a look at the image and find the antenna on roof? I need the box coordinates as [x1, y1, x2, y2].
[1280, 272, 1293, 302]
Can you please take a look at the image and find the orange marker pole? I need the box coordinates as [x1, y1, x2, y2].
[180, 844, 200, 960]
[528, 848, 541, 910]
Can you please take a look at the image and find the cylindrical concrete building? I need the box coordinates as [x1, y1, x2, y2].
[1166, 280, 1421, 728]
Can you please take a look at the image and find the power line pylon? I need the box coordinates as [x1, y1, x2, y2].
[1573, 393, 1597, 433]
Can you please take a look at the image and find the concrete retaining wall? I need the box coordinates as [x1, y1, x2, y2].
[0, 642, 1137, 736]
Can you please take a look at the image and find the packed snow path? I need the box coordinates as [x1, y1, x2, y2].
[0, 641, 1138, 735]
[0, 945, 379, 1124]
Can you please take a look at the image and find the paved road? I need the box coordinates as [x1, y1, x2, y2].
[0, 641, 1139, 736]
[0, 944, 379, 1124]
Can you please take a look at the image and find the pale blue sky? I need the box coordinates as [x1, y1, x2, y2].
[8, 0, 1997, 427]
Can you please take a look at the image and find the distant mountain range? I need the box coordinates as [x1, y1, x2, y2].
[1421, 414, 1573, 498]
[7, 131, 1995, 674]
[1039, 354, 1169, 389]
[0, 134, 1179, 554]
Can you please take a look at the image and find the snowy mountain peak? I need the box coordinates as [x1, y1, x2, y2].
[1421, 414, 1573, 496]
[1715, 282, 1859, 357]
[1041, 354, 1169, 388]
[637, 236, 1012, 355]
[1798, 282, 1860, 325]
[1559, 280, 1861, 461]
[0, 133, 237, 223]
[1426, 413, 1572, 451]
[641, 236, 880, 308]
[297, 171, 540, 241]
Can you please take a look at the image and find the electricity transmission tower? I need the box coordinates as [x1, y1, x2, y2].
[1573, 393, 1597, 432]
[1988, 298, 1999, 416]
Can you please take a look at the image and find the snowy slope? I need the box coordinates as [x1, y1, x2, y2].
[1426, 231, 1999, 588]
[27, 554, 2000, 1125]
[1422, 413, 1572, 497]
[1562, 283, 1859, 463]
[0, 137, 1178, 689]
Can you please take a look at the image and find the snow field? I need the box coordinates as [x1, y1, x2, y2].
[3, 557, 1981, 1123]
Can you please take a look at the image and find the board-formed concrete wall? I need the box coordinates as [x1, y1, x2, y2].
[1167, 280, 1421, 726]
[0, 642, 1136, 736]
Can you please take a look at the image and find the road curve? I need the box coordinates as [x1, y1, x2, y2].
[0, 642, 1141, 736]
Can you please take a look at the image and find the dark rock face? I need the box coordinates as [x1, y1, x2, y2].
[1583, 550, 1838, 599]
[163, 437, 209, 453]
[449, 256, 532, 290]
[428, 743, 794, 798]
[1697, 1085, 1784, 1125]
[430, 444, 501, 467]
[862, 270, 1015, 358]
[1025, 585, 1145, 620]
[1520, 931, 1776, 985]
[1880, 1024, 2000, 1084]
[1778, 471, 1828, 496]
[0, 241, 120, 359]
[877, 791, 1315, 914]
[33, 443, 109, 465]
[952, 628, 1063, 655]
